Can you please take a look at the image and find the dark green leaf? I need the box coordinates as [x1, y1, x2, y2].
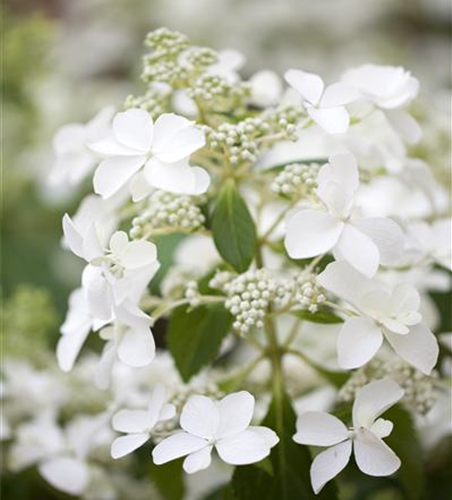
[211, 179, 257, 273]
[291, 308, 344, 324]
[384, 405, 425, 500]
[149, 458, 184, 500]
[149, 233, 185, 294]
[232, 391, 338, 500]
[168, 305, 233, 382]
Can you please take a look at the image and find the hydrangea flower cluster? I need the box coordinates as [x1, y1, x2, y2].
[8, 28, 449, 500]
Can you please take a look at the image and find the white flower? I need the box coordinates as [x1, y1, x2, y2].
[317, 261, 439, 374]
[152, 391, 279, 473]
[341, 65, 419, 110]
[284, 69, 359, 134]
[285, 152, 404, 277]
[293, 379, 404, 494]
[56, 288, 108, 373]
[111, 384, 176, 459]
[207, 49, 246, 82]
[406, 218, 452, 271]
[88, 109, 209, 198]
[63, 220, 158, 314]
[49, 107, 115, 188]
[94, 303, 156, 390]
[9, 412, 111, 496]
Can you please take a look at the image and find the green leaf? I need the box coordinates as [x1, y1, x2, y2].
[384, 405, 425, 500]
[211, 179, 257, 273]
[149, 458, 184, 500]
[167, 305, 233, 382]
[291, 308, 344, 324]
[149, 233, 186, 294]
[232, 392, 338, 500]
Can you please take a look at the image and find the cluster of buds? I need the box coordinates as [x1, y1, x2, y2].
[292, 273, 326, 313]
[187, 74, 250, 114]
[143, 28, 189, 64]
[125, 84, 172, 119]
[271, 162, 321, 199]
[184, 281, 201, 308]
[130, 190, 205, 239]
[222, 269, 279, 334]
[205, 118, 271, 165]
[262, 105, 305, 140]
[338, 358, 438, 415]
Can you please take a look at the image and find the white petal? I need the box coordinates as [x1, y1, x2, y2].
[121, 240, 157, 270]
[39, 457, 90, 496]
[191, 166, 211, 194]
[334, 223, 380, 277]
[310, 440, 352, 494]
[88, 136, 139, 156]
[94, 341, 116, 390]
[82, 266, 112, 320]
[248, 426, 279, 448]
[216, 429, 276, 465]
[152, 113, 193, 150]
[317, 261, 383, 310]
[147, 384, 167, 428]
[354, 429, 401, 476]
[117, 327, 155, 367]
[183, 446, 213, 474]
[386, 109, 422, 144]
[153, 114, 205, 163]
[109, 231, 129, 256]
[111, 433, 149, 459]
[284, 69, 324, 104]
[337, 317, 383, 369]
[62, 214, 84, 258]
[56, 323, 91, 372]
[320, 82, 360, 107]
[152, 432, 207, 464]
[144, 158, 198, 194]
[293, 412, 348, 446]
[352, 380, 404, 429]
[370, 419, 394, 439]
[385, 323, 439, 375]
[93, 156, 146, 199]
[113, 109, 153, 152]
[308, 106, 349, 134]
[180, 395, 219, 439]
[316, 152, 358, 215]
[112, 409, 150, 433]
[130, 171, 153, 202]
[391, 284, 421, 315]
[159, 404, 176, 422]
[352, 217, 404, 266]
[216, 391, 255, 439]
[285, 210, 343, 259]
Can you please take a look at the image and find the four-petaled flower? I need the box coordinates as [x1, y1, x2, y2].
[88, 109, 209, 199]
[284, 69, 359, 134]
[293, 379, 404, 494]
[317, 261, 439, 374]
[285, 151, 404, 277]
[111, 384, 176, 459]
[152, 391, 279, 473]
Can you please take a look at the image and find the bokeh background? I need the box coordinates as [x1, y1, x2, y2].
[2, 0, 451, 498]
